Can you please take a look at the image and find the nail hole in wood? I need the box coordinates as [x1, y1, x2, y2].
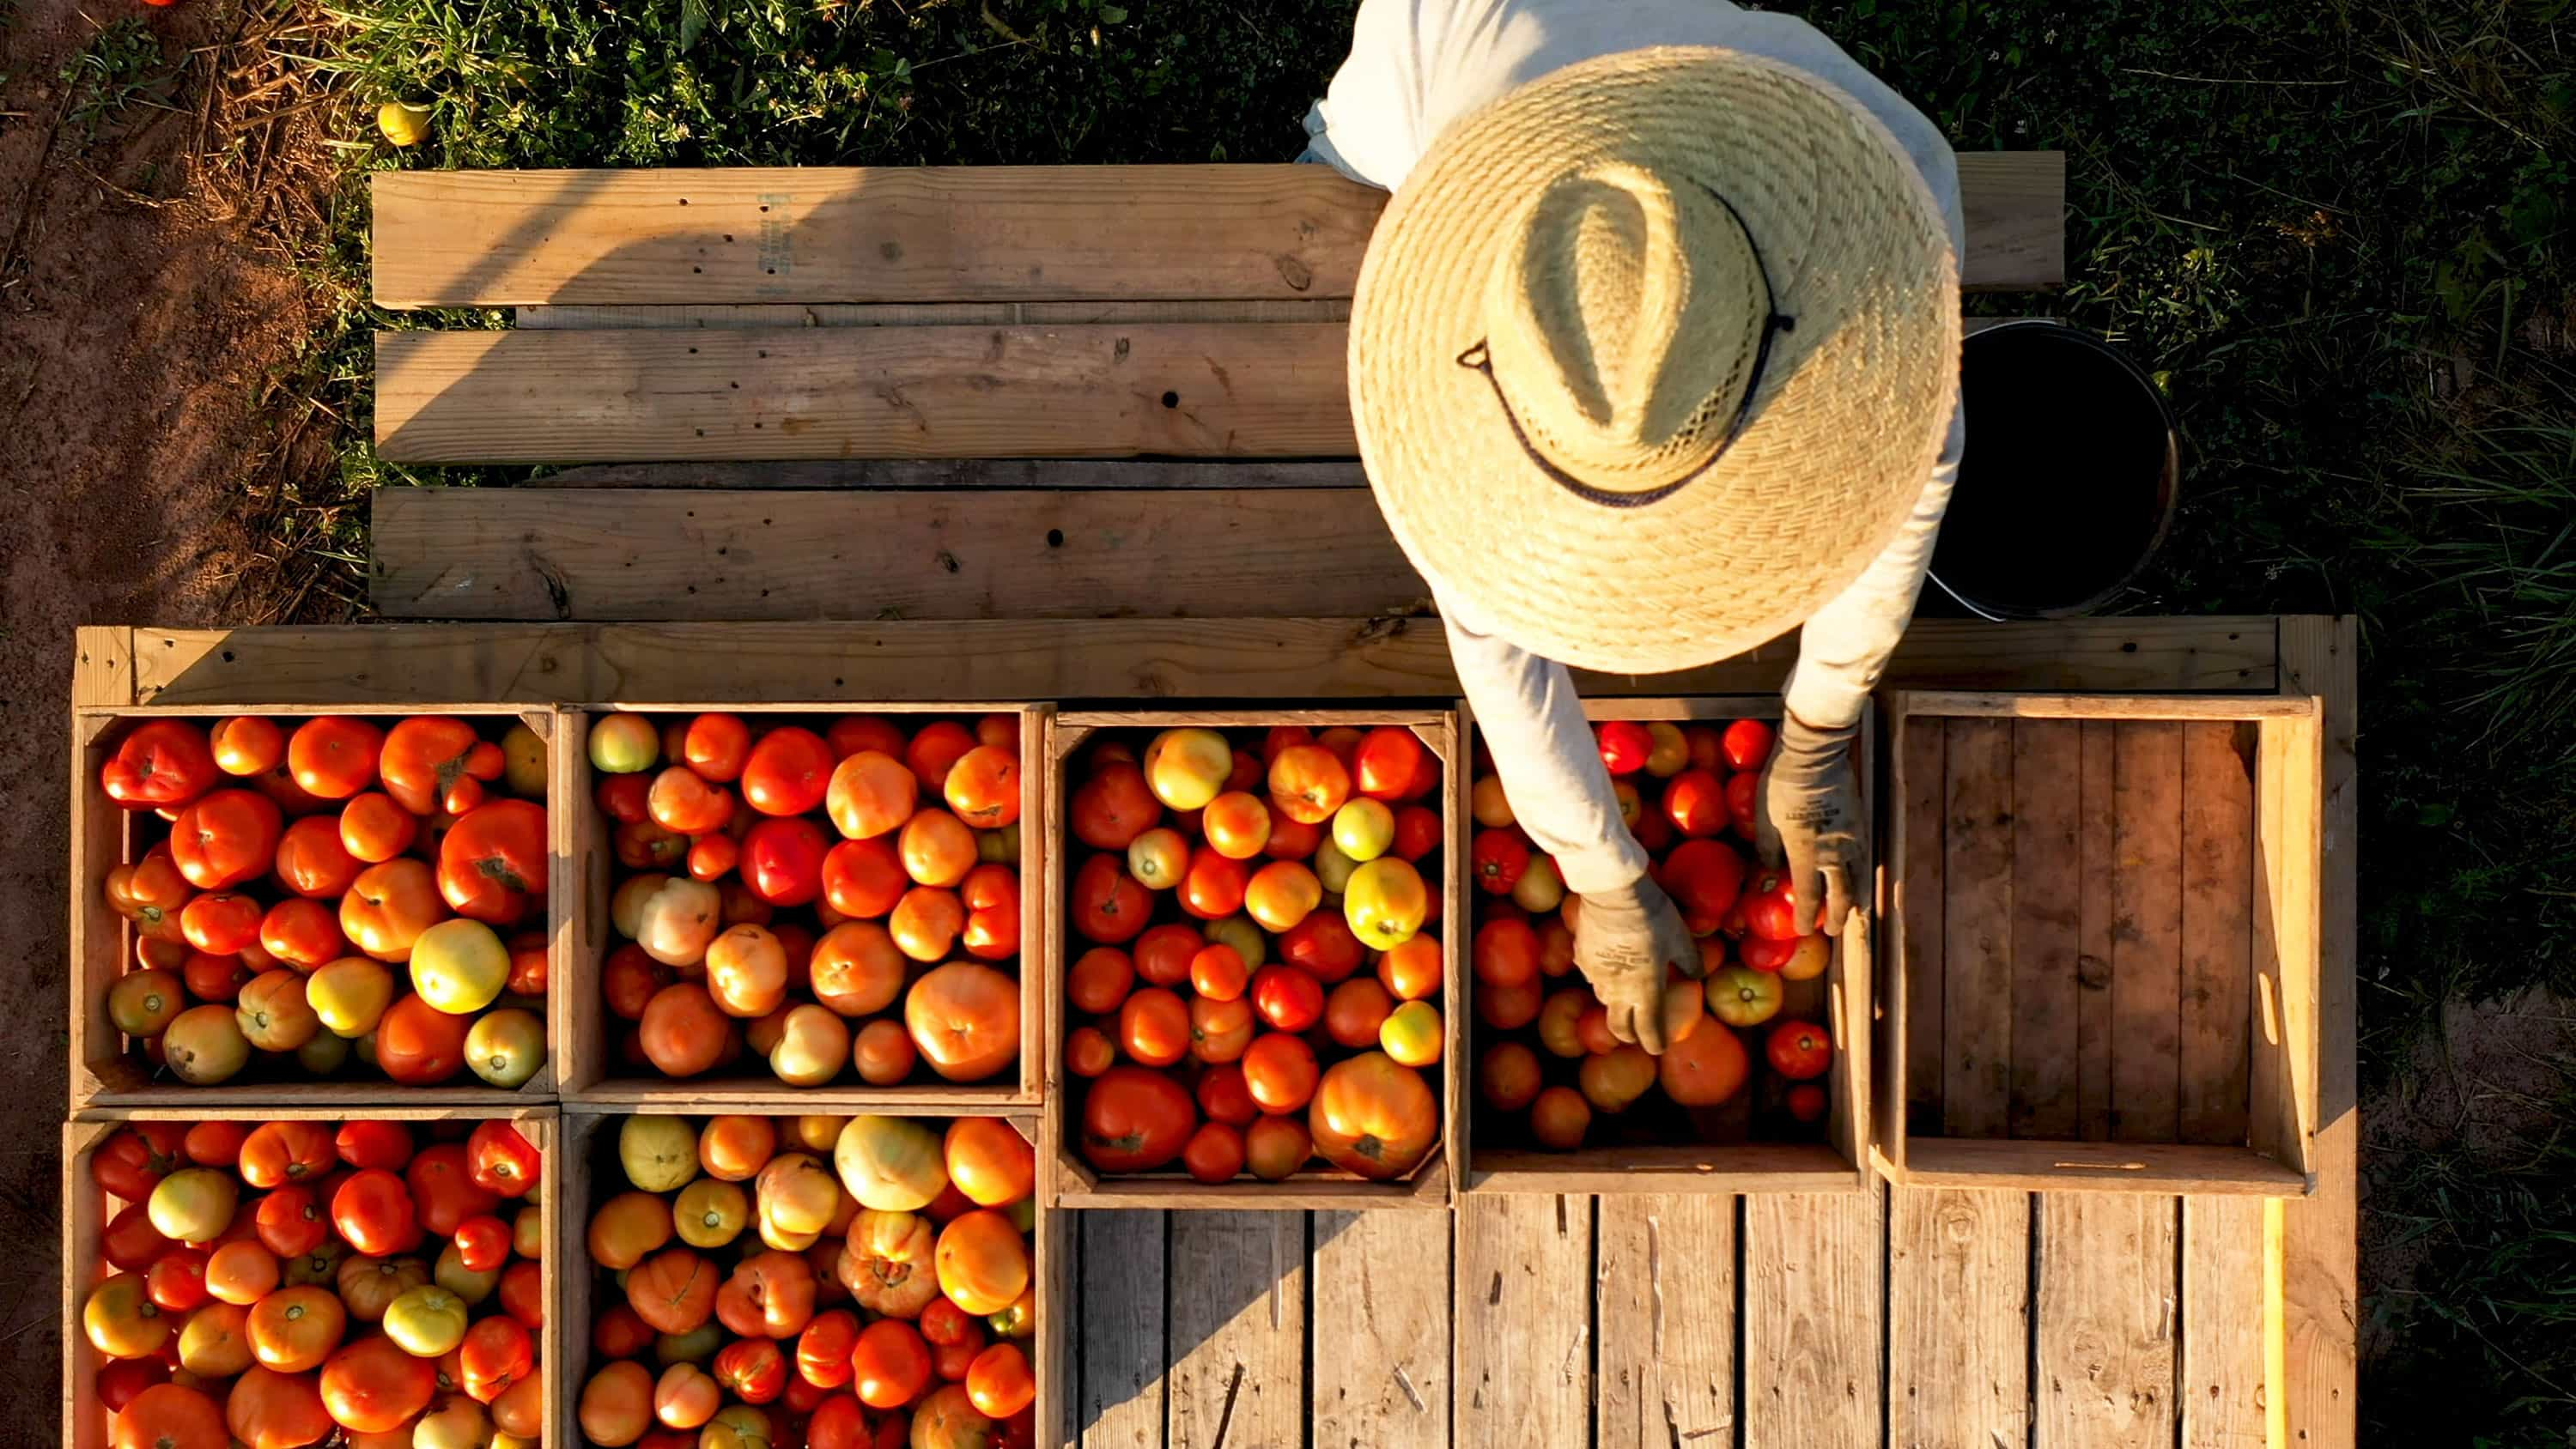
[1046, 529, 1064, 548]
[1161, 391, 1179, 408]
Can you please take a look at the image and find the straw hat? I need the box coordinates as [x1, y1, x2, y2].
[1351, 46, 1959, 675]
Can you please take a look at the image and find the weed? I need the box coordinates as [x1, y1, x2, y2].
[60, 15, 177, 130]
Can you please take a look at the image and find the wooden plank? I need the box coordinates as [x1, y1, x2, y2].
[372, 156, 2061, 306]
[1899, 1138, 2307, 1196]
[1455, 1194, 1592, 1449]
[2010, 719, 2083, 1138]
[1595, 1196, 1736, 1449]
[1894, 691, 2316, 721]
[1887, 1187, 2030, 1449]
[2180, 1196, 2269, 1446]
[1743, 1189, 1886, 1449]
[1164, 1212, 1306, 1449]
[519, 300, 1355, 328]
[1468, 1142, 1856, 1196]
[2111, 722, 2185, 1142]
[374, 324, 1355, 463]
[1893, 709, 1944, 1149]
[368, 486, 1421, 622]
[2180, 722, 2255, 1145]
[1077, 1210, 1168, 1449]
[1311, 1210, 1450, 1449]
[2036, 1193, 2178, 1449]
[1942, 718, 2014, 1137]
[538, 459, 1368, 490]
[2277, 617, 2356, 1448]
[372, 166, 1388, 306]
[71, 625, 132, 707]
[2077, 720, 2118, 1142]
[127, 619, 2282, 707]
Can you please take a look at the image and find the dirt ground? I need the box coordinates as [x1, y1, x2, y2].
[0, 0, 338, 1433]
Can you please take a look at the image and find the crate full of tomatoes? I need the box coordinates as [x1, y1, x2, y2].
[568, 1112, 1053, 1449]
[69, 1111, 551, 1449]
[1464, 704, 1869, 1193]
[76, 710, 555, 1104]
[1049, 713, 1459, 1206]
[571, 707, 1042, 1101]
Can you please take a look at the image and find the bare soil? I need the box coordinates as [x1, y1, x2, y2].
[0, 0, 337, 1431]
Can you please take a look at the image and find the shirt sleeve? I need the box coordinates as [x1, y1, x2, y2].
[1780, 394, 1964, 729]
[1443, 602, 1652, 895]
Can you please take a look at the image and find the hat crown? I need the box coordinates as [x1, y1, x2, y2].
[1485, 161, 1769, 493]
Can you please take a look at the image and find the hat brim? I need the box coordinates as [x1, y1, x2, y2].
[1351, 46, 1960, 675]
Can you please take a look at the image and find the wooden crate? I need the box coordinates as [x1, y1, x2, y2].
[62, 1104, 560, 1449]
[556, 704, 1049, 1107]
[1875, 692, 2322, 1195]
[1043, 710, 1461, 1209]
[69, 704, 567, 1111]
[1458, 697, 1874, 1194]
[557, 1106, 1070, 1447]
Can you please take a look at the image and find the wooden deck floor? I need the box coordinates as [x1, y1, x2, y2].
[84, 615, 2356, 1449]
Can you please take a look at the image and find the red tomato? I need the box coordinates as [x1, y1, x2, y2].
[1765, 1019, 1832, 1080]
[1724, 770, 1760, 835]
[1078, 1066, 1196, 1173]
[1241, 1033, 1321, 1113]
[1473, 917, 1540, 988]
[1070, 764, 1160, 851]
[1471, 829, 1530, 895]
[409, 1143, 499, 1236]
[1390, 806, 1443, 862]
[743, 727, 835, 817]
[334, 1121, 413, 1173]
[92, 1122, 185, 1201]
[467, 1120, 542, 1197]
[254, 1187, 327, 1258]
[374, 994, 471, 1085]
[850, 1319, 932, 1410]
[1249, 966, 1324, 1033]
[1352, 726, 1435, 802]
[684, 712, 753, 782]
[1741, 867, 1800, 940]
[1070, 854, 1150, 944]
[437, 797, 547, 926]
[179, 892, 262, 955]
[1182, 1121, 1247, 1184]
[146, 1246, 210, 1311]
[821, 837, 908, 918]
[168, 788, 283, 889]
[331, 1169, 417, 1257]
[1595, 721, 1652, 776]
[1178, 848, 1249, 920]
[1195, 1063, 1258, 1126]
[1277, 912, 1364, 982]
[1721, 718, 1776, 772]
[597, 772, 651, 824]
[286, 717, 384, 801]
[1130, 923, 1201, 989]
[741, 816, 830, 906]
[1664, 839, 1747, 918]
[1663, 769, 1728, 836]
[716, 1337, 789, 1404]
[101, 720, 218, 810]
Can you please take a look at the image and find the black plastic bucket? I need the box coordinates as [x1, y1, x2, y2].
[1927, 321, 2179, 619]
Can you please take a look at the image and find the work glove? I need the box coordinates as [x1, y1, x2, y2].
[1755, 712, 1869, 937]
[1572, 873, 1701, 1055]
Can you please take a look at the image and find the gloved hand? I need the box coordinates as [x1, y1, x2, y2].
[1571, 873, 1701, 1055]
[1755, 712, 1869, 937]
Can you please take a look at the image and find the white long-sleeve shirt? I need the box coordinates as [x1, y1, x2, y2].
[1309, 0, 1965, 894]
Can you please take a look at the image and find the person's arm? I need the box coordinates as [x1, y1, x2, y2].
[1445, 603, 1699, 1052]
[1759, 397, 1963, 933]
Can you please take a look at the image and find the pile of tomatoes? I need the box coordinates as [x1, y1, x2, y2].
[590, 712, 1026, 1090]
[1468, 717, 1838, 1151]
[1061, 724, 1447, 1185]
[97, 713, 550, 1089]
[578, 1113, 1040, 1449]
[82, 1115, 544, 1447]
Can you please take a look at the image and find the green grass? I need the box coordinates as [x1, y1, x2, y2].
[275, 2, 2576, 1435]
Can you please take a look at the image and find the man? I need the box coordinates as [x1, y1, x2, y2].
[1310, 1, 1963, 1052]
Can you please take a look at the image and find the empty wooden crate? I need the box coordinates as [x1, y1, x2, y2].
[1875, 692, 2322, 1195]
[1461, 698, 1874, 1194]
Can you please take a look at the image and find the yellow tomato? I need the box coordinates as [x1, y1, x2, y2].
[500, 721, 549, 798]
[1342, 858, 1427, 951]
[702, 1404, 775, 1449]
[149, 1167, 237, 1245]
[83, 1273, 169, 1358]
[465, 1006, 546, 1087]
[381, 1283, 470, 1356]
[1780, 934, 1831, 981]
[176, 1300, 253, 1376]
[410, 917, 510, 1015]
[375, 100, 434, 149]
[620, 1116, 699, 1193]
[307, 955, 396, 1037]
[1330, 797, 1395, 863]
[672, 1179, 748, 1249]
[1377, 1001, 1443, 1068]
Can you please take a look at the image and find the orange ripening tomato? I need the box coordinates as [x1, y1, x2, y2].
[339, 858, 442, 962]
[640, 982, 733, 1077]
[899, 809, 978, 888]
[1309, 1051, 1438, 1179]
[274, 815, 361, 899]
[1182, 1121, 1245, 1185]
[1117, 987, 1190, 1069]
[905, 961, 1021, 1082]
[112, 1384, 228, 1449]
[1324, 978, 1395, 1049]
[1070, 854, 1150, 945]
[1660, 1021, 1749, 1106]
[647, 764, 734, 835]
[1474, 917, 1540, 988]
[1244, 1114, 1310, 1181]
[379, 716, 501, 816]
[1243, 860, 1321, 934]
[826, 750, 917, 842]
[1067, 946, 1134, 1015]
[715, 1249, 819, 1339]
[1529, 1084, 1591, 1149]
[1069, 763, 1160, 851]
[1377, 934, 1443, 1002]
[1266, 744, 1352, 825]
[629, 1246, 719, 1336]
[169, 788, 284, 890]
[374, 992, 471, 1085]
[943, 745, 1020, 829]
[336, 792, 417, 864]
[1064, 1025, 1116, 1078]
[1078, 1066, 1195, 1173]
[1352, 726, 1436, 802]
[238, 1121, 337, 1188]
[822, 837, 908, 918]
[683, 712, 753, 783]
[890, 885, 964, 962]
[809, 921, 907, 1017]
[1179, 848, 1249, 920]
[1188, 943, 1249, 1001]
[1199, 791, 1272, 860]
[1479, 1040, 1545, 1111]
[1188, 993, 1255, 1064]
[102, 720, 219, 811]
[1476, 975, 1542, 1031]
[743, 726, 835, 817]
[934, 1210, 1030, 1315]
[851, 1319, 933, 1410]
[437, 797, 546, 926]
[286, 717, 383, 802]
[945, 1117, 1036, 1208]
[179, 892, 262, 955]
[210, 716, 284, 778]
[906, 720, 976, 792]
[1242, 1032, 1321, 1113]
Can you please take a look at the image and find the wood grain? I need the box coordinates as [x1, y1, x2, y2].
[1310, 1210, 1450, 1449]
[1942, 718, 2014, 1138]
[2180, 1196, 2270, 1446]
[518, 300, 1355, 328]
[368, 486, 1421, 621]
[537, 458, 1368, 490]
[1743, 1189, 1886, 1449]
[373, 155, 2061, 306]
[2180, 722, 2255, 1145]
[1899, 1137, 2306, 1195]
[120, 619, 2283, 708]
[1455, 1194, 1591, 1449]
[2111, 722, 2186, 1143]
[1595, 1196, 1736, 1449]
[372, 166, 1388, 306]
[2277, 617, 2356, 1447]
[1078, 1210, 1168, 1448]
[1165, 1212, 1306, 1449]
[374, 324, 1356, 462]
[2077, 720, 2118, 1142]
[1887, 1187, 2030, 1449]
[2010, 719, 2083, 1138]
[2036, 1194, 2179, 1449]
[1895, 711, 1945, 1143]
